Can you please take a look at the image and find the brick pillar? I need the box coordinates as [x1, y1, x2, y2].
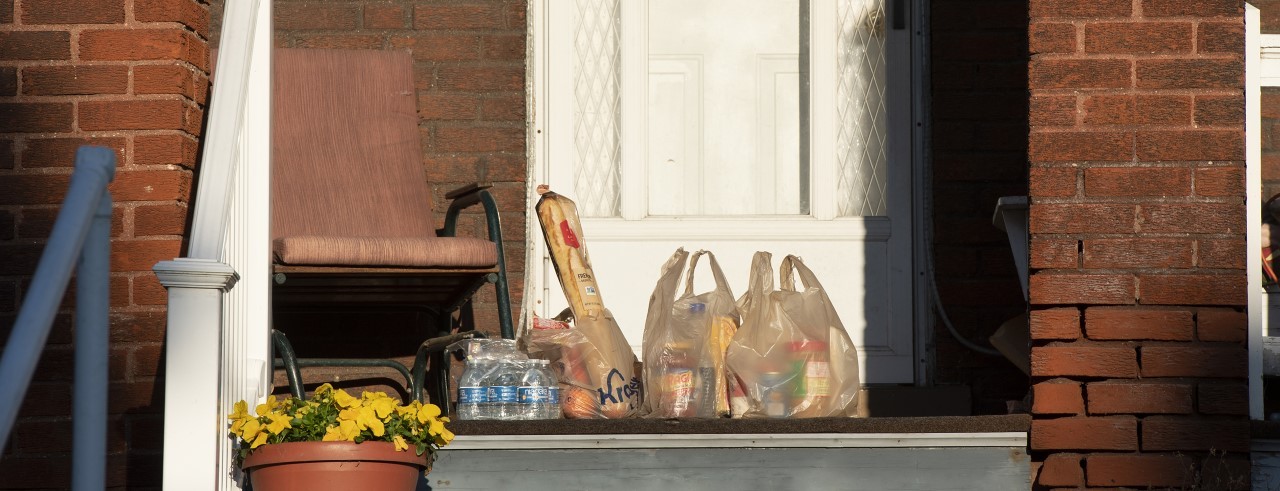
[1027, 0, 1248, 488]
[0, 0, 210, 488]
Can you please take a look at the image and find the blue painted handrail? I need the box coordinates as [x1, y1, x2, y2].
[0, 146, 116, 490]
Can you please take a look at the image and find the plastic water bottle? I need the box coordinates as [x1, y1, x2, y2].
[490, 359, 521, 420]
[457, 356, 490, 421]
[542, 360, 562, 419]
[518, 359, 558, 420]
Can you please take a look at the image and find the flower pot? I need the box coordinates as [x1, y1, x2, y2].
[243, 441, 429, 491]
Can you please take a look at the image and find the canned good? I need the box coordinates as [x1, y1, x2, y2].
[789, 340, 830, 416]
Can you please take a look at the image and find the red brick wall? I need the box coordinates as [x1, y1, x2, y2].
[0, 0, 210, 489]
[930, 0, 1031, 414]
[1027, 0, 1249, 488]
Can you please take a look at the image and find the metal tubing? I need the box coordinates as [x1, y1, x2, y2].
[72, 188, 112, 491]
[442, 189, 514, 339]
[0, 146, 115, 449]
[271, 330, 305, 399]
[412, 331, 480, 402]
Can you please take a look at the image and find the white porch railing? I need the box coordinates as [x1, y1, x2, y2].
[152, 0, 272, 489]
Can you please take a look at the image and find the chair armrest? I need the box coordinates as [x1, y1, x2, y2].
[440, 182, 500, 239]
[439, 182, 514, 340]
[444, 182, 492, 201]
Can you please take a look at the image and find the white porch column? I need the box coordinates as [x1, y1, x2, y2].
[154, 258, 238, 490]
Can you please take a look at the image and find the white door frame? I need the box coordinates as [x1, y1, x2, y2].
[527, 0, 931, 384]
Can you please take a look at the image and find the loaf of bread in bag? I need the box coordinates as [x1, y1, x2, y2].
[536, 186, 605, 319]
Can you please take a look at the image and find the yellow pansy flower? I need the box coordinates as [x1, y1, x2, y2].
[433, 427, 454, 446]
[332, 389, 359, 409]
[361, 390, 389, 401]
[322, 425, 343, 442]
[337, 419, 361, 441]
[428, 418, 447, 439]
[395, 400, 420, 418]
[367, 395, 396, 420]
[240, 418, 263, 442]
[417, 404, 442, 425]
[392, 435, 409, 452]
[315, 383, 334, 396]
[357, 406, 385, 437]
[250, 431, 270, 449]
[228, 401, 250, 421]
[265, 413, 293, 435]
[255, 396, 278, 417]
[338, 407, 360, 422]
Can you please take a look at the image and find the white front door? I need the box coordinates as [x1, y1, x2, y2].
[531, 0, 917, 383]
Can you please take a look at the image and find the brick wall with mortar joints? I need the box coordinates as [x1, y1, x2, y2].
[930, 0, 1032, 414]
[1027, 0, 1248, 489]
[0, 0, 211, 489]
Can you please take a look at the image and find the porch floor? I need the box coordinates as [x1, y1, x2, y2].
[448, 413, 1030, 436]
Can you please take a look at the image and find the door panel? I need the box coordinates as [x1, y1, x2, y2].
[534, 0, 915, 383]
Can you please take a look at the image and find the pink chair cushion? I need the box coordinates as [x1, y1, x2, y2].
[271, 48, 497, 269]
[273, 236, 498, 268]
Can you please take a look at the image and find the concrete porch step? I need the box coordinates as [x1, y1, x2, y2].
[422, 416, 1030, 491]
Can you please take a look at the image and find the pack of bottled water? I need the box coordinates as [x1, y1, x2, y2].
[452, 339, 561, 421]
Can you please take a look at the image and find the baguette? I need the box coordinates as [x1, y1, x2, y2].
[536, 186, 605, 319]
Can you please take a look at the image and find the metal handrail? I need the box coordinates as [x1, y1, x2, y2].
[0, 146, 116, 490]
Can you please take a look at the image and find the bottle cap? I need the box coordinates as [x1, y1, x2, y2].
[690, 302, 706, 313]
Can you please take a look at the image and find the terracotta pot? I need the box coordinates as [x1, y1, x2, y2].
[242, 441, 429, 491]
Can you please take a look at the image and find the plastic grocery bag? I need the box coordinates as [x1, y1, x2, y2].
[521, 309, 642, 419]
[519, 186, 642, 419]
[725, 252, 860, 418]
[641, 248, 739, 418]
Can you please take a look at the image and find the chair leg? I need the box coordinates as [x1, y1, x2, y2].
[271, 329, 305, 400]
[430, 311, 455, 411]
[492, 264, 514, 340]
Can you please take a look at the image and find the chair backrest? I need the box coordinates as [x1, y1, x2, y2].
[271, 48, 436, 241]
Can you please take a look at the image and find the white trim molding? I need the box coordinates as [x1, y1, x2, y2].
[1248, 3, 1265, 421]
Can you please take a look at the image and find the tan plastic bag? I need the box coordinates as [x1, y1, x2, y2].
[523, 187, 642, 419]
[522, 309, 642, 419]
[641, 249, 739, 418]
[725, 252, 860, 418]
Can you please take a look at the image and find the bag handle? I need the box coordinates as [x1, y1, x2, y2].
[651, 247, 691, 304]
[746, 251, 774, 298]
[681, 249, 734, 299]
[779, 254, 824, 292]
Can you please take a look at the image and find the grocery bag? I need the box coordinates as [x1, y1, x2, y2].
[520, 186, 642, 418]
[725, 252, 860, 418]
[641, 248, 739, 418]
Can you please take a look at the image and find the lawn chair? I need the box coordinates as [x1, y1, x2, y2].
[269, 48, 513, 409]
